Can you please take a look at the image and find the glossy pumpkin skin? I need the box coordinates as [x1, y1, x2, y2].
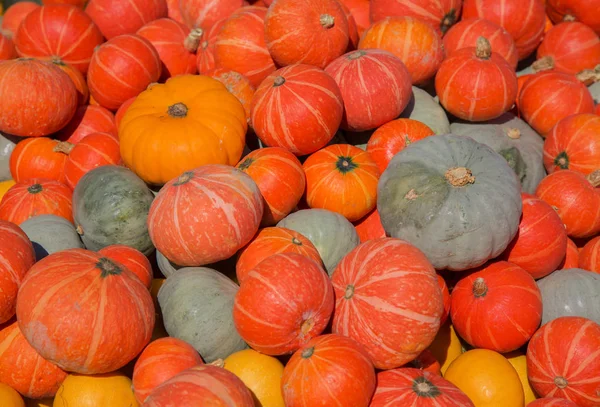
[370, 0, 462, 34]
[119, 75, 247, 185]
[378, 134, 522, 271]
[209, 69, 255, 121]
[13, 4, 103, 73]
[55, 105, 117, 144]
[51, 60, 89, 105]
[180, 0, 242, 30]
[400, 86, 450, 135]
[352, 209, 386, 243]
[559, 238, 580, 269]
[20, 215, 83, 261]
[114, 97, 135, 129]
[506, 351, 538, 405]
[9, 137, 66, 183]
[579, 236, 600, 273]
[0, 33, 16, 60]
[527, 317, 600, 406]
[1, 2, 40, 37]
[98, 245, 153, 289]
[359, 17, 444, 86]
[53, 372, 139, 407]
[547, 0, 600, 35]
[236, 147, 305, 226]
[339, 0, 369, 35]
[281, 334, 376, 407]
[250, 64, 343, 156]
[85, 0, 167, 39]
[332, 238, 443, 369]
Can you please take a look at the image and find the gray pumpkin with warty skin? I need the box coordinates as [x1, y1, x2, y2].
[20, 215, 84, 261]
[378, 134, 522, 271]
[399, 86, 450, 135]
[158, 267, 247, 362]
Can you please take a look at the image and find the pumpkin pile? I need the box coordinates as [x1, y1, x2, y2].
[1, 0, 600, 406]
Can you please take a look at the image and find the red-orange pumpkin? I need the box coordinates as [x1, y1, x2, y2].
[264, 0, 349, 69]
[0, 33, 16, 61]
[0, 2, 40, 37]
[359, 17, 443, 86]
[303, 144, 379, 222]
[527, 317, 600, 406]
[339, 1, 358, 50]
[578, 236, 600, 273]
[85, 0, 168, 39]
[209, 69, 255, 121]
[16, 249, 154, 374]
[559, 238, 580, 269]
[366, 118, 435, 173]
[0, 320, 67, 398]
[13, 4, 103, 73]
[436, 37, 518, 122]
[332, 238, 443, 369]
[0, 179, 73, 225]
[233, 252, 334, 355]
[250, 64, 343, 156]
[370, 0, 463, 35]
[438, 274, 451, 326]
[339, 0, 369, 36]
[402, 349, 442, 375]
[51, 59, 89, 105]
[166, 0, 184, 23]
[55, 105, 118, 144]
[9, 138, 67, 183]
[546, 0, 600, 35]
[132, 337, 203, 403]
[180, 0, 243, 30]
[324, 49, 412, 132]
[115, 97, 136, 129]
[527, 399, 579, 407]
[0, 221, 35, 324]
[281, 334, 376, 407]
[87, 34, 162, 111]
[98, 244, 153, 289]
[195, 19, 226, 74]
[451, 261, 542, 352]
[148, 165, 263, 267]
[353, 209, 386, 243]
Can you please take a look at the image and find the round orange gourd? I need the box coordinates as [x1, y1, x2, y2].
[427, 322, 463, 376]
[546, 0, 600, 35]
[0, 33, 16, 60]
[438, 274, 451, 326]
[56, 105, 117, 144]
[114, 97, 136, 129]
[9, 138, 67, 183]
[53, 372, 139, 407]
[1, 2, 40, 37]
[0, 181, 15, 201]
[339, 0, 369, 36]
[98, 244, 153, 289]
[578, 236, 600, 273]
[195, 19, 226, 74]
[352, 209, 385, 243]
[0, 383, 25, 407]
[210, 69, 255, 122]
[179, 0, 243, 30]
[506, 351, 538, 405]
[559, 238, 580, 269]
[50, 60, 89, 105]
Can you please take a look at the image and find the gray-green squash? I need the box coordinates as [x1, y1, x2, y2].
[0, 133, 17, 182]
[537, 268, 600, 325]
[277, 209, 359, 275]
[72, 165, 155, 255]
[590, 80, 600, 104]
[20, 215, 84, 261]
[399, 86, 450, 135]
[157, 250, 181, 278]
[450, 113, 546, 193]
[378, 134, 522, 271]
[158, 267, 247, 362]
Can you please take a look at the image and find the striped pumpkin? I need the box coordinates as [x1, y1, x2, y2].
[9, 137, 67, 183]
[370, 0, 463, 34]
[547, 0, 600, 35]
[210, 69, 255, 121]
[85, 0, 168, 39]
[0, 2, 40, 37]
[56, 105, 117, 144]
[560, 238, 580, 270]
[578, 236, 600, 273]
[195, 19, 226, 74]
[339, 0, 370, 36]
[51, 60, 89, 105]
[527, 398, 580, 407]
[98, 244, 153, 289]
[180, 0, 243, 30]
[0, 33, 16, 60]
[352, 209, 386, 243]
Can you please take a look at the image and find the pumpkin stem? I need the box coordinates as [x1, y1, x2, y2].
[147, 82, 159, 90]
[475, 37, 492, 60]
[291, 237, 302, 245]
[301, 346, 315, 358]
[76, 225, 84, 235]
[563, 14, 576, 22]
[348, 50, 366, 60]
[586, 170, 600, 187]
[168, 102, 188, 118]
[554, 151, 569, 169]
[209, 359, 225, 368]
[237, 157, 254, 170]
[445, 167, 475, 187]
[576, 65, 600, 86]
[404, 189, 420, 200]
[174, 171, 194, 185]
[336, 156, 358, 174]
[184, 28, 204, 53]
[96, 257, 123, 278]
[532, 55, 555, 73]
[320, 14, 335, 29]
[554, 376, 568, 389]
[344, 285, 355, 299]
[53, 141, 75, 154]
[27, 183, 43, 194]
[273, 76, 286, 87]
[300, 318, 315, 335]
[412, 376, 442, 397]
[472, 277, 488, 297]
[440, 9, 457, 34]
[506, 128, 521, 139]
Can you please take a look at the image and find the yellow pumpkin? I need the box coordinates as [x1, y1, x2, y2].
[428, 322, 463, 376]
[119, 75, 247, 185]
[223, 349, 285, 407]
[52, 373, 139, 407]
[506, 351, 538, 404]
[150, 278, 168, 341]
[25, 398, 53, 407]
[0, 383, 25, 407]
[444, 349, 524, 407]
[0, 179, 16, 200]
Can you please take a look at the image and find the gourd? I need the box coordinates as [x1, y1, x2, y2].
[53, 372, 139, 407]
[179, 0, 242, 31]
[84, 0, 168, 39]
[19, 215, 83, 261]
[399, 86, 450, 135]
[370, 0, 462, 35]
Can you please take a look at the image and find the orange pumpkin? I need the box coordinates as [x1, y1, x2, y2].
[559, 238, 580, 269]
[528, 399, 579, 407]
[56, 105, 117, 144]
[9, 138, 67, 183]
[85, 0, 168, 39]
[180, 0, 243, 30]
[209, 69, 255, 122]
[578, 236, 600, 273]
[0, 383, 25, 407]
[370, 0, 463, 35]
[402, 350, 442, 376]
[52, 372, 139, 407]
[195, 19, 226, 74]
[1, 2, 40, 38]
[50, 59, 89, 105]
[99, 245, 153, 289]
[115, 97, 136, 129]
[352, 209, 386, 243]
[0, 33, 16, 60]
[339, 0, 369, 36]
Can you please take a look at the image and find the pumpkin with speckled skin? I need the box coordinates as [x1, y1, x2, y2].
[20, 215, 83, 261]
[9, 137, 67, 183]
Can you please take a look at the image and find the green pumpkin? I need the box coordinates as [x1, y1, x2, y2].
[72, 165, 155, 255]
[399, 86, 450, 135]
[20, 215, 84, 261]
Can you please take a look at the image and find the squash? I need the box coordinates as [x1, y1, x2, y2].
[0, 383, 24, 407]
[377, 134, 522, 271]
[119, 75, 247, 185]
[209, 69, 255, 122]
[505, 351, 538, 405]
[427, 322, 463, 376]
[55, 105, 117, 144]
[0, 32, 16, 60]
[0, 133, 17, 182]
[560, 238, 580, 269]
[98, 245, 153, 289]
[528, 399, 579, 407]
[277, 208, 359, 274]
[114, 97, 135, 129]
[19, 215, 83, 261]
[370, 0, 462, 35]
[50, 59, 88, 105]
[352, 209, 386, 243]
[0, 180, 15, 200]
[8, 137, 67, 183]
[339, 0, 369, 36]
[53, 372, 139, 407]
[157, 267, 247, 362]
[579, 236, 600, 272]
[195, 19, 225, 74]
[84, 0, 167, 39]
[72, 165, 155, 255]
[400, 87, 450, 135]
[155, 250, 181, 278]
[547, 0, 600, 34]
[179, 0, 242, 30]
[402, 349, 441, 375]
[1, 2, 40, 37]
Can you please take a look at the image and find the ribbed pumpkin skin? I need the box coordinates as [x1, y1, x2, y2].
[1, 2, 40, 37]
[324, 49, 412, 132]
[16, 249, 155, 374]
[115, 97, 135, 129]
[332, 238, 443, 369]
[53, 372, 139, 407]
[370, 0, 462, 34]
[56, 105, 117, 144]
[0, 59, 77, 137]
[359, 17, 444, 86]
[195, 19, 225, 74]
[281, 334, 376, 407]
[236, 227, 321, 284]
[87, 34, 162, 111]
[519, 71, 595, 136]
[9, 138, 66, 183]
[443, 18, 518, 69]
[339, 0, 369, 35]
[233, 253, 334, 355]
[180, 0, 243, 30]
[143, 365, 254, 407]
[527, 317, 600, 406]
[579, 236, 600, 273]
[99, 245, 153, 289]
[0, 33, 16, 60]
[210, 69, 255, 121]
[85, 0, 167, 39]
[560, 238, 580, 269]
[0, 221, 35, 324]
[0, 320, 67, 398]
[132, 337, 203, 403]
[527, 398, 579, 407]
[371, 368, 475, 407]
[547, 0, 600, 35]
[14, 5, 103, 73]
[148, 165, 263, 267]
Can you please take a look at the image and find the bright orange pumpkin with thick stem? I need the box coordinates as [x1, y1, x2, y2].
[0, 33, 16, 61]
[209, 69, 255, 121]
[303, 144, 380, 222]
[577, 236, 600, 273]
[180, 0, 243, 30]
[370, 0, 463, 35]
[9, 138, 67, 183]
[352, 209, 386, 243]
[98, 244, 153, 289]
[56, 105, 117, 144]
[1, 2, 40, 37]
[195, 19, 226, 74]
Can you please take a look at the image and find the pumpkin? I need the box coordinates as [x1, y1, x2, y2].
[9, 137, 67, 183]
[235, 227, 321, 284]
[403, 349, 441, 375]
[367, 118, 435, 173]
[209, 69, 255, 121]
[277, 208, 359, 274]
[72, 165, 155, 254]
[0, 32, 16, 60]
[0, 383, 24, 407]
[352, 209, 386, 243]
[339, 0, 369, 36]
[528, 399, 579, 407]
[506, 352, 538, 405]
[400, 86, 450, 135]
[195, 19, 225, 74]
[0, 58, 77, 137]
[443, 18, 518, 70]
[428, 322, 462, 376]
[370, 0, 462, 35]
[13, 4, 102, 73]
[579, 236, 600, 273]
[223, 349, 285, 407]
[303, 144, 379, 222]
[250, 64, 343, 156]
[155, 250, 182, 278]
[98, 245, 153, 289]
[462, 0, 545, 59]
[85, 0, 167, 39]
[547, 0, 600, 35]
[142, 365, 254, 407]
[114, 97, 135, 129]
[87, 34, 161, 111]
[119, 75, 247, 185]
[281, 334, 376, 407]
[359, 16, 444, 86]
[0, 2, 39, 37]
[559, 238, 580, 269]
[20, 215, 83, 261]
[0, 134, 17, 182]
[53, 372, 139, 407]
[332, 238, 443, 369]
[338, 0, 358, 50]
[0, 178, 73, 225]
[378, 134, 522, 271]
[537, 269, 600, 324]
[264, 0, 349, 69]
[179, 0, 243, 30]
[55, 105, 117, 144]
[132, 337, 203, 403]
[438, 274, 451, 325]
[371, 368, 475, 407]
[527, 316, 600, 406]
[50, 60, 88, 105]
[149, 278, 168, 341]
[436, 37, 518, 122]
[16, 249, 154, 373]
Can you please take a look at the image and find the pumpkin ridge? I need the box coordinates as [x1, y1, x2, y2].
[412, 376, 442, 398]
[96, 257, 123, 277]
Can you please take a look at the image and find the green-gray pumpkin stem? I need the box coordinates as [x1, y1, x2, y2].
[97, 257, 123, 278]
[27, 184, 43, 194]
[336, 156, 358, 174]
[412, 376, 442, 398]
